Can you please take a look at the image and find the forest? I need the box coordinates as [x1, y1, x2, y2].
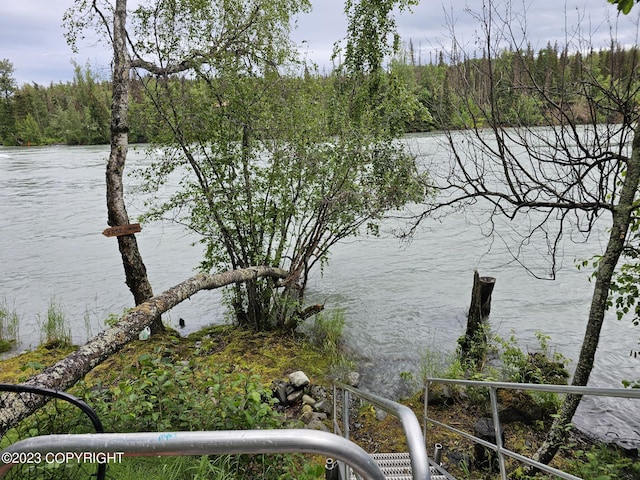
[1, 41, 638, 146]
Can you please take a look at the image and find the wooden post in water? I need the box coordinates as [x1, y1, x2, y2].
[459, 271, 496, 368]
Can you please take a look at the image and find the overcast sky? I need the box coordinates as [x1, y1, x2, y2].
[1, 1, 639, 86]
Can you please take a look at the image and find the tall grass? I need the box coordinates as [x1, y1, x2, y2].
[37, 298, 72, 347]
[305, 308, 355, 377]
[0, 297, 20, 353]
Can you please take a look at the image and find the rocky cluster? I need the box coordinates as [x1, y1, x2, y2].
[271, 370, 334, 431]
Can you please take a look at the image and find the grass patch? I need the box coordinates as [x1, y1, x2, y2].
[0, 297, 20, 353]
[37, 298, 72, 348]
[0, 324, 337, 479]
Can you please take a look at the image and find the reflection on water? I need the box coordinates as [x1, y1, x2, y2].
[0, 140, 638, 447]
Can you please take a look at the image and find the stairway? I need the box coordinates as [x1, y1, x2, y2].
[348, 452, 449, 480]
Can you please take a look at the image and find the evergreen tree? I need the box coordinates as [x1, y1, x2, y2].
[0, 59, 16, 144]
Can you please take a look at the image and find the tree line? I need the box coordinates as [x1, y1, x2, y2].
[1, 41, 639, 146]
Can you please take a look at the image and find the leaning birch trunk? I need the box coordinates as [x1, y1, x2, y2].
[0, 266, 287, 436]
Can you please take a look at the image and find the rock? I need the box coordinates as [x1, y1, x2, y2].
[313, 399, 332, 415]
[312, 412, 328, 422]
[301, 404, 314, 414]
[309, 384, 326, 400]
[287, 389, 304, 404]
[289, 371, 310, 389]
[497, 389, 549, 424]
[306, 419, 329, 432]
[473, 417, 504, 472]
[375, 408, 388, 422]
[302, 394, 316, 405]
[272, 380, 289, 405]
[345, 371, 360, 387]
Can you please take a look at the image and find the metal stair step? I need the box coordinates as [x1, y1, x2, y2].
[348, 452, 449, 480]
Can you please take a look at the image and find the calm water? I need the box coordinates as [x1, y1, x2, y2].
[0, 137, 638, 447]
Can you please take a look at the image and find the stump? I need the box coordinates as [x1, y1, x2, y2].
[459, 271, 495, 367]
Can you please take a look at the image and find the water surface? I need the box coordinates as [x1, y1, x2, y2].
[0, 138, 638, 447]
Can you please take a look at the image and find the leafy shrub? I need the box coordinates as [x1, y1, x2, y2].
[81, 349, 281, 433]
[568, 445, 640, 480]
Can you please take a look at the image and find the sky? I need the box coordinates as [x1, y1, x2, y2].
[1, 0, 639, 86]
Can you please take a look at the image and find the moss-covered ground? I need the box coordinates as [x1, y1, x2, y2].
[1, 326, 638, 479]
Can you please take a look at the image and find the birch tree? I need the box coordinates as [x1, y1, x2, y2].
[124, 0, 428, 330]
[65, 0, 162, 331]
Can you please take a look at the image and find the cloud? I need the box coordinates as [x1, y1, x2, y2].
[1, 0, 639, 85]
[0, 1, 109, 85]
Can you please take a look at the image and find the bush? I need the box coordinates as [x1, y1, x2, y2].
[81, 349, 280, 433]
[568, 445, 640, 480]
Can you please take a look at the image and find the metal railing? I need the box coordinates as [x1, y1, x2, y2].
[333, 381, 452, 480]
[0, 429, 388, 479]
[423, 378, 640, 480]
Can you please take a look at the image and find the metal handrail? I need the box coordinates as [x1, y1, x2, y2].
[424, 378, 640, 480]
[333, 381, 433, 480]
[0, 429, 387, 480]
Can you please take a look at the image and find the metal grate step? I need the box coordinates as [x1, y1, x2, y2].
[348, 452, 449, 480]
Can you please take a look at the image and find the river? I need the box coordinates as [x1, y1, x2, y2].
[0, 137, 638, 448]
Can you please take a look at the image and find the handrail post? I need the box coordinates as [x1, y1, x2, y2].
[333, 381, 432, 480]
[342, 388, 350, 480]
[423, 379, 430, 445]
[343, 388, 350, 441]
[420, 377, 640, 480]
[489, 386, 507, 480]
[333, 384, 338, 434]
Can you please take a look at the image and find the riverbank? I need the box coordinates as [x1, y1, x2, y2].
[0, 324, 346, 479]
[1, 323, 638, 479]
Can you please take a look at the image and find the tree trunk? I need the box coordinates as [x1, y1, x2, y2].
[107, 0, 161, 332]
[0, 266, 287, 435]
[459, 271, 495, 368]
[532, 126, 640, 466]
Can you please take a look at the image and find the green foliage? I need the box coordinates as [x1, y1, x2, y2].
[77, 347, 324, 479]
[37, 298, 72, 348]
[14, 113, 42, 146]
[494, 331, 570, 386]
[0, 297, 20, 353]
[341, 0, 419, 75]
[0, 58, 16, 143]
[421, 330, 568, 408]
[0, 395, 103, 480]
[3, 36, 640, 143]
[568, 444, 640, 479]
[1, 63, 110, 146]
[608, 0, 638, 14]
[399, 344, 458, 394]
[604, 215, 640, 388]
[81, 348, 280, 433]
[132, 2, 428, 330]
[303, 308, 354, 376]
[306, 309, 345, 353]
